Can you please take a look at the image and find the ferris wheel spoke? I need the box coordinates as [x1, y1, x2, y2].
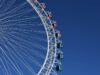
[0, 57, 10, 75]
[0, 0, 16, 14]
[9, 49, 37, 75]
[0, 37, 23, 75]
[33, 30, 46, 34]
[0, 0, 63, 75]
[3, 33, 46, 59]
[0, 2, 27, 18]
[4, 37, 44, 67]
[2, 55, 15, 75]
[0, 11, 35, 23]
[4, 53, 24, 75]
[0, 23, 43, 28]
[2, 36, 26, 60]
[18, 50, 42, 67]
[7, 28, 46, 36]
[0, 46, 22, 75]
[7, 30, 47, 42]
[13, 48, 42, 68]
[6, 32, 47, 51]
[0, 0, 5, 8]
[20, 60, 36, 75]
[5, 45, 36, 75]
[0, 15, 38, 24]
[0, 20, 37, 26]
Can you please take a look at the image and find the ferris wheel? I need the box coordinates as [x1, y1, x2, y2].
[0, 0, 63, 75]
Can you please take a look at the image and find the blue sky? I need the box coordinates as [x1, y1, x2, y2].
[43, 0, 100, 75]
[0, 0, 100, 75]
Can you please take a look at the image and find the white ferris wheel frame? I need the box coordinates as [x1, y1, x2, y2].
[27, 0, 61, 75]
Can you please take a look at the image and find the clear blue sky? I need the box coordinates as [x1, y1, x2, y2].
[43, 0, 100, 75]
[0, 0, 100, 75]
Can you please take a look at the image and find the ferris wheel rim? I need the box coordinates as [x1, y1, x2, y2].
[0, 0, 62, 75]
[27, 0, 57, 75]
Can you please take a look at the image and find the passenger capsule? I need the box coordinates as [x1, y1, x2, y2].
[57, 52, 64, 59]
[47, 11, 52, 19]
[51, 21, 57, 28]
[55, 31, 61, 38]
[57, 41, 63, 48]
[56, 65, 62, 72]
[40, 3, 46, 10]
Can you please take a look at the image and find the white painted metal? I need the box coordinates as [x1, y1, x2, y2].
[27, 0, 62, 75]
